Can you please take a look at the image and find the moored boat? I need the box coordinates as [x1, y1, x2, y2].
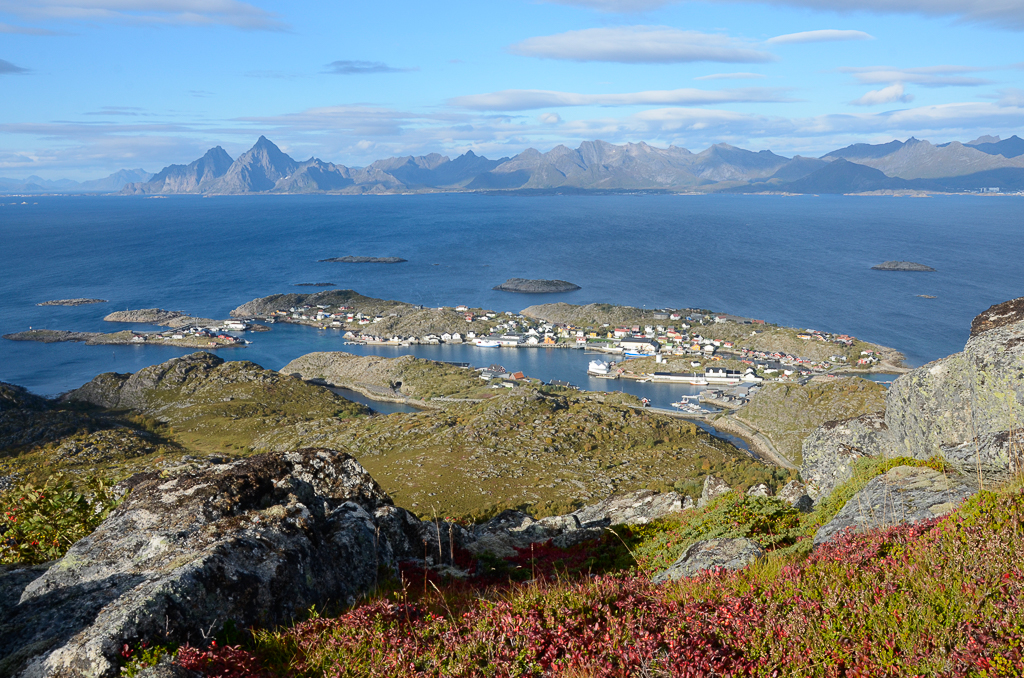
[474, 339, 500, 348]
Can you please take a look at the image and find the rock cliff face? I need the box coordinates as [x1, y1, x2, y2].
[802, 297, 1024, 500]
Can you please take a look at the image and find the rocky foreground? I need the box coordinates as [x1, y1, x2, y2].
[0, 442, 979, 676]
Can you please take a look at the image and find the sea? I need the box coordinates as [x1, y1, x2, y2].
[2, 193, 1022, 413]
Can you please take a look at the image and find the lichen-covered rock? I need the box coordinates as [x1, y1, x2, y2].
[0, 448, 396, 677]
[699, 475, 732, 507]
[652, 538, 763, 582]
[571, 489, 690, 527]
[745, 483, 770, 497]
[814, 466, 979, 545]
[801, 412, 891, 501]
[777, 480, 813, 512]
[800, 297, 1024, 503]
[885, 310, 1024, 480]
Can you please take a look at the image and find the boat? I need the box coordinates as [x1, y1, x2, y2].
[689, 378, 709, 386]
[474, 339, 500, 348]
[623, 351, 655, 358]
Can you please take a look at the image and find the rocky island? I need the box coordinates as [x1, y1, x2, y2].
[3, 328, 247, 349]
[318, 256, 407, 263]
[493, 278, 581, 293]
[36, 298, 107, 306]
[871, 261, 936, 272]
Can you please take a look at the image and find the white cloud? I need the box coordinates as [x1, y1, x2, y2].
[323, 60, 415, 75]
[841, 66, 992, 87]
[0, 0, 287, 31]
[850, 83, 914, 106]
[449, 87, 792, 110]
[509, 26, 775, 63]
[0, 21, 62, 34]
[766, 29, 873, 44]
[994, 88, 1024, 106]
[539, 112, 562, 124]
[538, 0, 1024, 30]
[694, 72, 766, 80]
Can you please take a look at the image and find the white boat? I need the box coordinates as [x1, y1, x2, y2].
[474, 339, 500, 348]
[689, 378, 709, 386]
[587, 359, 611, 375]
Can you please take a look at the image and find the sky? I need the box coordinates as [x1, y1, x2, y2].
[1, 0, 1023, 180]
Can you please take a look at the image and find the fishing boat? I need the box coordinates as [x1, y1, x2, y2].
[689, 377, 709, 386]
[587, 359, 610, 375]
[474, 339, 500, 348]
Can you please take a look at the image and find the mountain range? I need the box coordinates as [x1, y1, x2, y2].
[5, 134, 1023, 196]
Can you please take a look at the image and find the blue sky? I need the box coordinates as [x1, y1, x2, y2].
[1, 0, 1023, 179]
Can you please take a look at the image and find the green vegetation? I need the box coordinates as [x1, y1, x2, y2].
[256, 386, 781, 519]
[0, 474, 121, 564]
[734, 377, 887, 465]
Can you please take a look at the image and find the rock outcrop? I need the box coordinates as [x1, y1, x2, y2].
[802, 297, 1024, 502]
[0, 449, 405, 677]
[318, 256, 406, 264]
[0, 452, 698, 676]
[493, 278, 581, 293]
[776, 480, 813, 512]
[653, 538, 764, 582]
[699, 475, 733, 507]
[814, 465, 978, 545]
[801, 412, 891, 501]
[870, 261, 936, 272]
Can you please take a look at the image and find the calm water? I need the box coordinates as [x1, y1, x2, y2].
[2, 194, 1022, 403]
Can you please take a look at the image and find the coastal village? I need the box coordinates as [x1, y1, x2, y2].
[243, 297, 901, 391]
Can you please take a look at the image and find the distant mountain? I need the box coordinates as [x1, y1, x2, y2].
[967, 135, 1024, 159]
[78, 169, 153, 192]
[822, 140, 905, 161]
[0, 168, 152, 194]
[54, 132, 1018, 196]
[203, 136, 297, 193]
[767, 156, 829, 182]
[848, 138, 1024, 179]
[777, 159, 908, 194]
[123, 147, 232, 194]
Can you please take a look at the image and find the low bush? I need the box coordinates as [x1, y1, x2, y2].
[0, 473, 121, 564]
[172, 484, 1024, 677]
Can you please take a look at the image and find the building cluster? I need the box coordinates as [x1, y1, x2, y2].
[127, 321, 250, 347]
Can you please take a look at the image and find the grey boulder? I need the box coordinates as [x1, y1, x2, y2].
[776, 480, 813, 512]
[814, 465, 979, 546]
[698, 475, 732, 507]
[0, 448, 400, 678]
[652, 538, 764, 582]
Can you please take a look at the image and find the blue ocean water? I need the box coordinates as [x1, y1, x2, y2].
[1, 193, 1022, 400]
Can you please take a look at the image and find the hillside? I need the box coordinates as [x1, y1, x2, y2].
[729, 378, 888, 465]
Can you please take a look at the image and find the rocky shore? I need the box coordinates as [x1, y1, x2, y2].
[493, 278, 581, 293]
